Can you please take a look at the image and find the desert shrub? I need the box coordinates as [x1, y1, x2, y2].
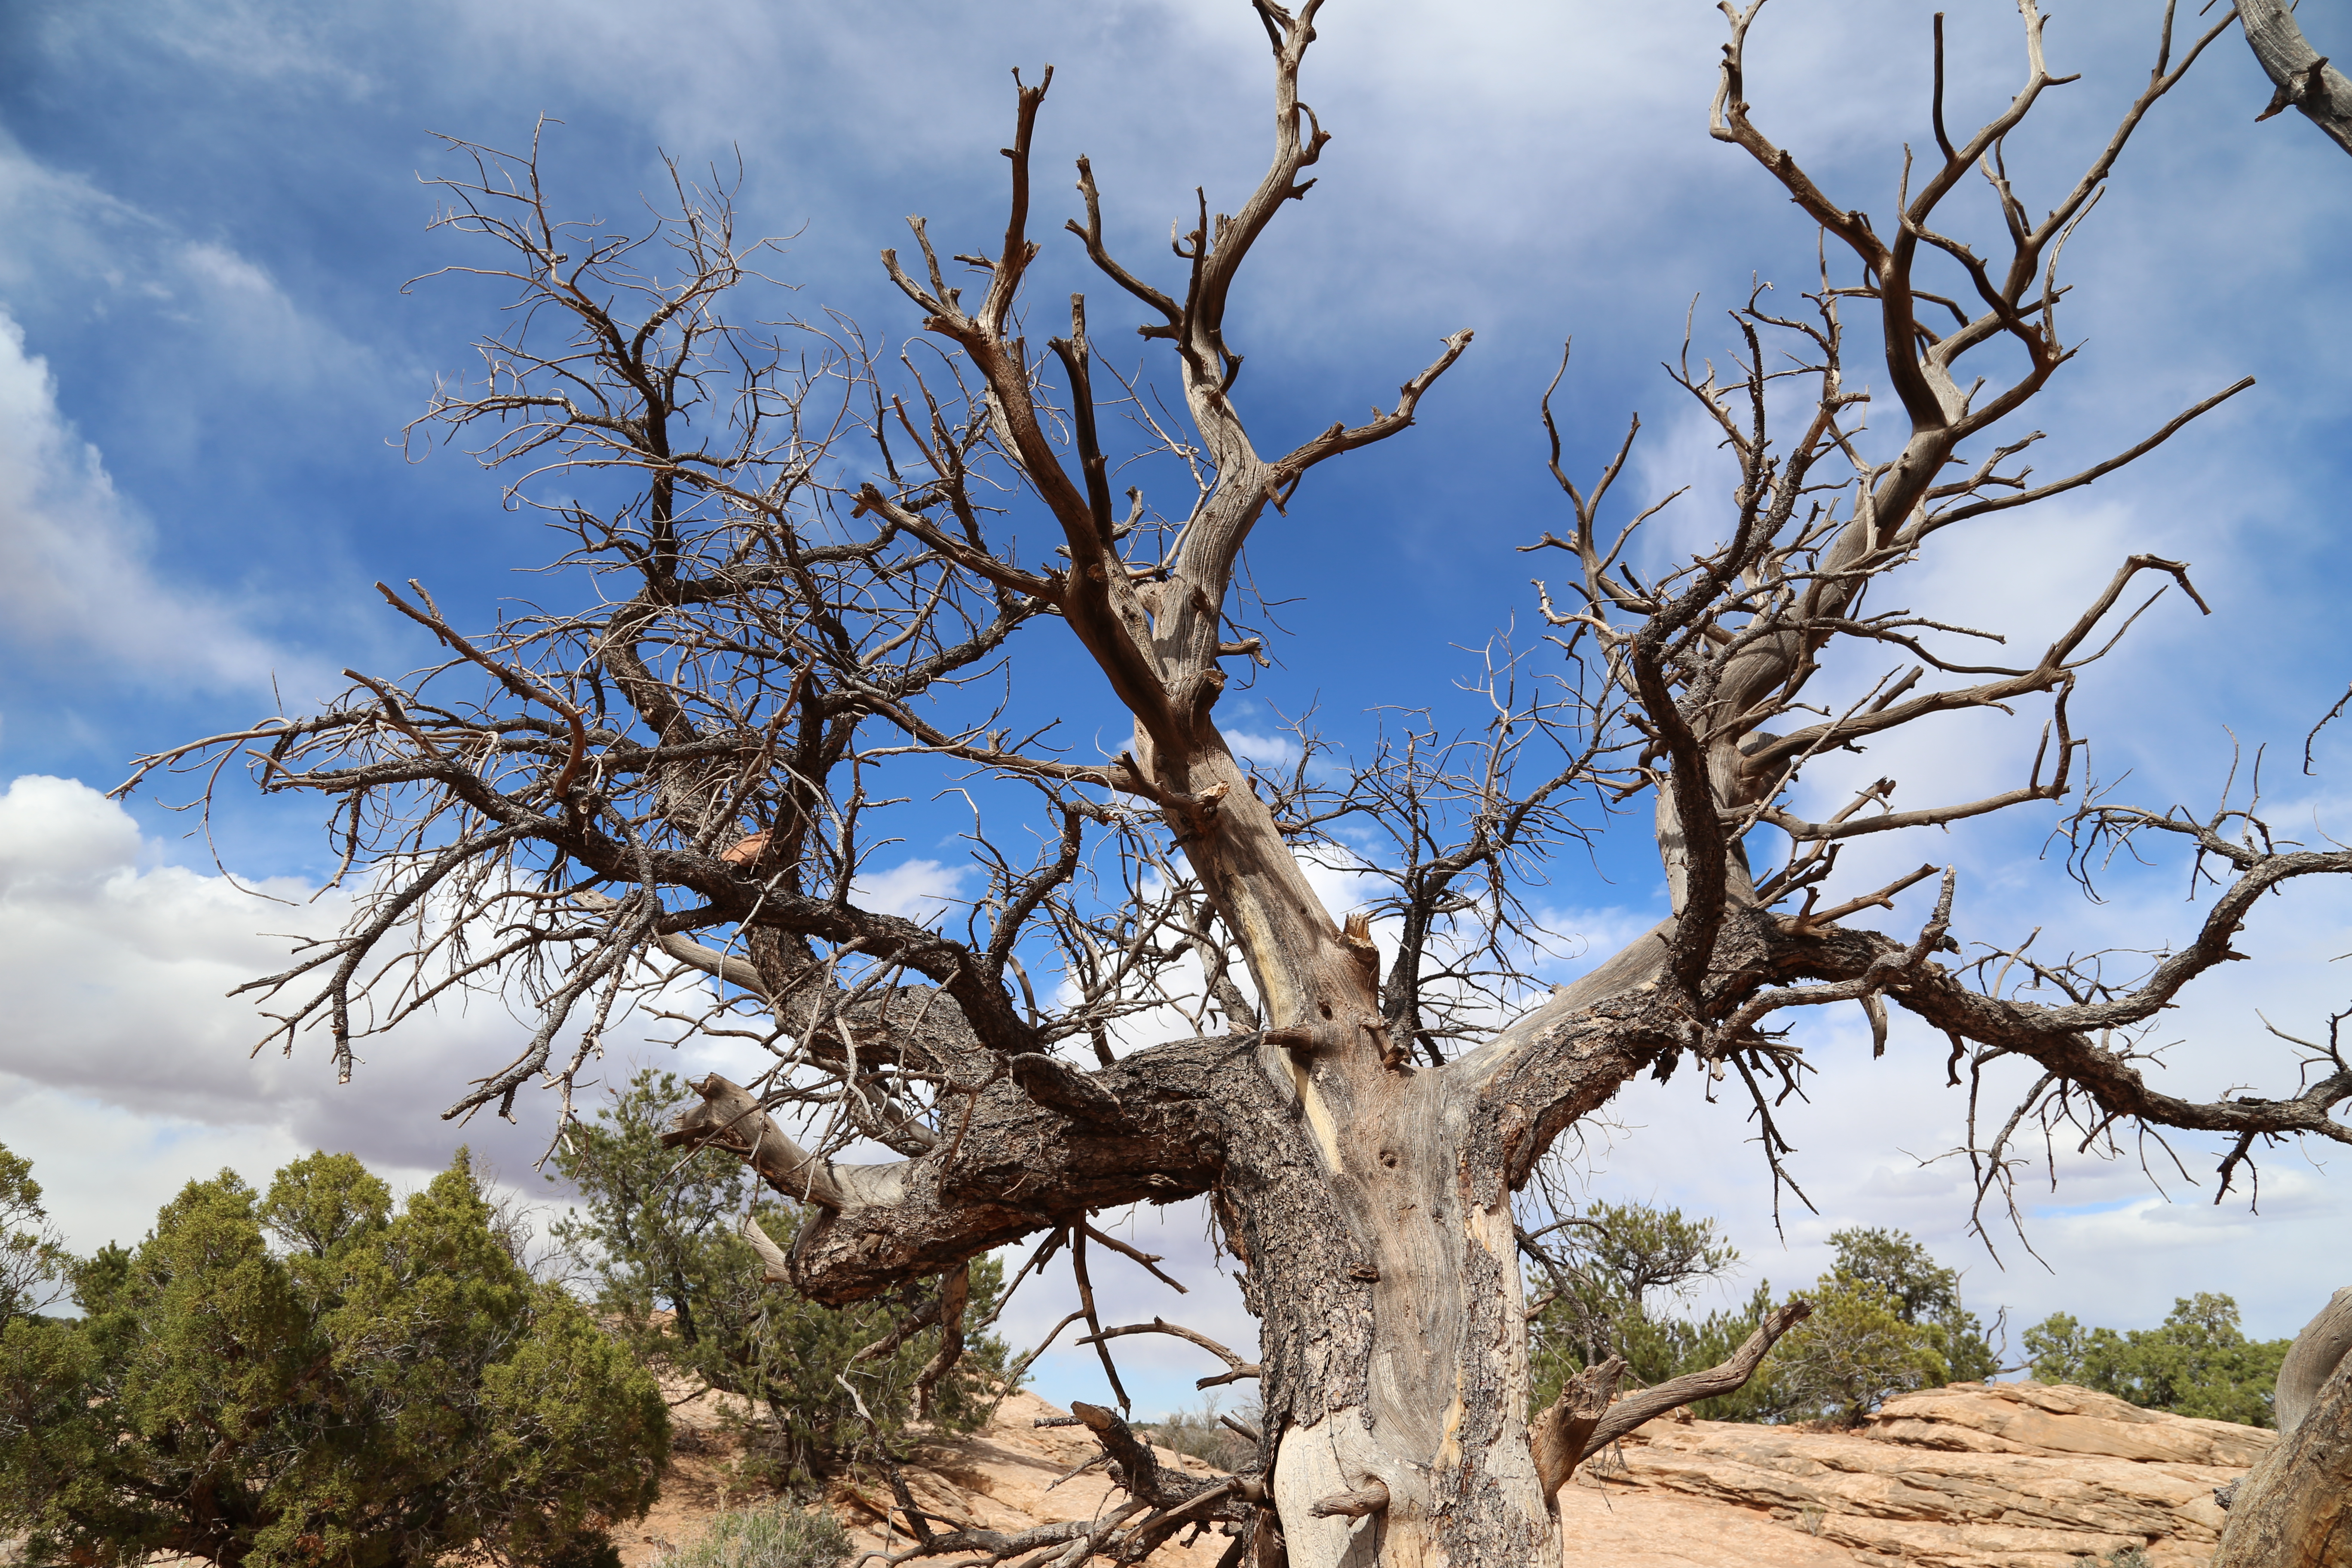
[656, 1501, 851, 1568]
[1527, 1201, 1781, 1421]
[552, 1071, 1014, 1489]
[0, 1144, 64, 1328]
[1823, 1227, 2000, 1385]
[1754, 1228, 1998, 1426]
[1760, 1274, 1951, 1426]
[1531, 1216, 2001, 1426]
[1140, 1396, 1262, 1472]
[0, 1148, 666, 1567]
[2024, 1294, 2290, 1427]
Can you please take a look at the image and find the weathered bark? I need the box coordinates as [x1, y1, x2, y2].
[2278, 1287, 2352, 1436]
[2239, 0, 2352, 157]
[1532, 1357, 1626, 1503]
[2213, 1305, 2352, 1566]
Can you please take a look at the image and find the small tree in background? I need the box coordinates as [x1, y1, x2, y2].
[1817, 1227, 2000, 1386]
[0, 1144, 66, 1328]
[2025, 1293, 2291, 1427]
[0, 1148, 667, 1567]
[1528, 1217, 2000, 1427]
[1756, 1228, 1998, 1427]
[1525, 1201, 1779, 1421]
[1760, 1277, 1951, 1427]
[551, 1071, 1013, 1490]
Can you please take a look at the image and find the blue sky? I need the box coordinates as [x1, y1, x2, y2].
[3, 0, 2350, 1419]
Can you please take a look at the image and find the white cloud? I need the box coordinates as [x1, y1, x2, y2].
[1224, 728, 1303, 770]
[0, 775, 638, 1255]
[0, 314, 304, 692]
[1569, 977, 2352, 1348]
[131, 0, 376, 92]
[852, 857, 972, 925]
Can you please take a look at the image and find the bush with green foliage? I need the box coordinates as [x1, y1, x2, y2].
[1760, 1227, 2001, 1426]
[1824, 1226, 2000, 1385]
[0, 1143, 66, 1327]
[654, 1501, 851, 1568]
[1527, 1201, 1782, 1421]
[551, 1071, 1013, 1488]
[2023, 1293, 2290, 1427]
[1761, 1273, 1952, 1426]
[1531, 1215, 2001, 1427]
[0, 1147, 667, 1567]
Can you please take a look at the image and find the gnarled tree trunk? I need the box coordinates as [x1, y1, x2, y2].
[2213, 1287, 2352, 1566]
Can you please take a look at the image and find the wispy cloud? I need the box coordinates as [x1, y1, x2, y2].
[0, 317, 303, 692]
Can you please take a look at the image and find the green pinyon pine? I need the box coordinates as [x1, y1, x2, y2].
[0, 1147, 667, 1567]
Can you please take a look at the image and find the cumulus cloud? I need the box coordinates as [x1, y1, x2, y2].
[852, 857, 972, 925]
[0, 775, 646, 1252]
[1224, 728, 1304, 770]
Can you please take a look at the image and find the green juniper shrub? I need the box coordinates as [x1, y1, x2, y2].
[1753, 1228, 2000, 1427]
[1529, 1214, 2003, 1427]
[0, 1143, 67, 1328]
[1823, 1226, 2000, 1385]
[1729, 1227, 1994, 1427]
[1526, 1201, 1782, 1422]
[2024, 1293, 2290, 1427]
[1760, 1273, 1952, 1427]
[0, 1147, 667, 1567]
[551, 1070, 1014, 1492]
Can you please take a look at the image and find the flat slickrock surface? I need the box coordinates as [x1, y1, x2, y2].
[1568, 1380, 2272, 1568]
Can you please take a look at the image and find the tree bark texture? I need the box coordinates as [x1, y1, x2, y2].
[2239, 0, 2352, 157]
[2278, 1287, 2352, 1437]
[2213, 1294, 2352, 1566]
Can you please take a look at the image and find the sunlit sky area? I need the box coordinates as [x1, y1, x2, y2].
[3, 0, 2349, 1420]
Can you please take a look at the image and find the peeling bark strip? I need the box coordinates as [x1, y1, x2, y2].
[144, 2, 2352, 1565]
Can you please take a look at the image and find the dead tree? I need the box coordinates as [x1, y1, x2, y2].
[123, 4, 2352, 1563]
